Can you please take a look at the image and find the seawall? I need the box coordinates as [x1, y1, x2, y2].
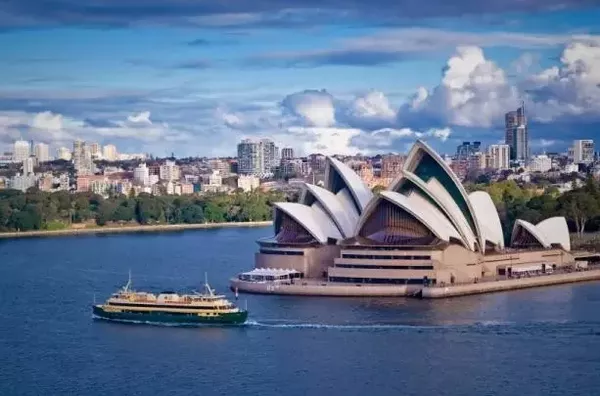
[0, 221, 272, 239]
[230, 278, 420, 297]
[421, 269, 600, 299]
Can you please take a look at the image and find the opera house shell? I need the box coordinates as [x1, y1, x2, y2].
[249, 139, 574, 290]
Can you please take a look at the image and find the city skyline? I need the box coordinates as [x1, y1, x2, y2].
[1, 2, 600, 157]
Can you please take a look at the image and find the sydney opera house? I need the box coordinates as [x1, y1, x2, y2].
[234, 140, 575, 295]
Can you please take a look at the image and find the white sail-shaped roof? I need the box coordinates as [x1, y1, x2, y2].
[326, 157, 373, 213]
[391, 170, 477, 251]
[469, 191, 505, 249]
[403, 140, 485, 251]
[356, 191, 461, 243]
[510, 219, 550, 249]
[274, 202, 342, 244]
[301, 183, 356, 238]
[536, 217, 571, 251]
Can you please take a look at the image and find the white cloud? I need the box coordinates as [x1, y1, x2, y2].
[281, 90, 336, 127]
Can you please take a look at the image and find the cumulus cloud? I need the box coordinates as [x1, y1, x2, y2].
[281, 90, 336, 127]
[2, 40, 599, 157]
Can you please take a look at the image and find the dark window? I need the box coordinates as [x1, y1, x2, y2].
[329, 277, 433, 285]
[335, 263, 433, 270]
[341, 253, 431, 260]
[260, 249, 304, 256]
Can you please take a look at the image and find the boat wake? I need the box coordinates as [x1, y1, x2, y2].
[243, 319, 440, 331]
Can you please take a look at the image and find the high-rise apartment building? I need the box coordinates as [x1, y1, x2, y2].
[505, 103, 529, 161]
[103, 144, 118, 161]
[237, 138, 278, 176]
[159, 160, 180, 182]
[34, 143, 50, 163]
[89, 142, 101, 158]
[281, 147, 294, 161]
[13, 140, 30, 163]
[22, 157, 35, 175]
[133, 163, 150, 186]
[380, 154, 405, 180]
[487, 144, 510, 170]
[73, 140, 93, 174]
[572, 139, 594, 164]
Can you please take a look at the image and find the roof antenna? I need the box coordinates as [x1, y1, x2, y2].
[124, 269, 132, 292]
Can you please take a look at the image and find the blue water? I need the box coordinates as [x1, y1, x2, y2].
[1, 227, 599, 396]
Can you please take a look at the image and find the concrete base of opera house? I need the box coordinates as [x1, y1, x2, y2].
[421, 267, 600, 299]
[230, 267, 600, 298]
[229, 278, 422, 297]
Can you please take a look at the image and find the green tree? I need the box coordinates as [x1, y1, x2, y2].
[559, 191, 600, 236]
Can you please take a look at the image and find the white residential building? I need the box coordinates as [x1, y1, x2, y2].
[34, 143, 50, 163]
[10, 174, 37, 192]
[529, 154, 552, 173]
[13, 140, 30, 163]
[237, 175, 260, 192]
[159, 160, 180, 182]
[133, 163, 150, 186]
[487, 144, 510, 170]
[22, 157, 35, 175]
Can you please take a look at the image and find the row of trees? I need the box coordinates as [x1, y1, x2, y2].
[0, 189, 287, 232]
[469, 176, 600, 243]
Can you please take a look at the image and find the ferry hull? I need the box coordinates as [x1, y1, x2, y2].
[92, 305, 248, 325]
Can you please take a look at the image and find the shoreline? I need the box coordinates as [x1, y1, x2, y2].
[0, 221, 272, 239]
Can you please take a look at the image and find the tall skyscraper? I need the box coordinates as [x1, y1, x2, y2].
[488, 144, 510, 170]
[505, 103, 529, 161]
[13, 140, 30, 163]
[73, 140, 93, 174]
[103, 144, 118, 161]
[455, 141, 482, 161]
[572, 139, 594, 164]
[33, 143, 50, 163]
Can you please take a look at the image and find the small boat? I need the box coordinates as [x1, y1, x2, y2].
[93, 273, 248, 325]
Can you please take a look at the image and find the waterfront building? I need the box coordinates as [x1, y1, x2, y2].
[572, 139, 594, 165]
[103, 144, 118, 161]
[488, 144, 510, 170]
[13, 140, 30, 163]
[57, 147, 72, 161]
[529, 154, 552, 173]
[241, 140, 573, 292]
[34, 143, 50, 163]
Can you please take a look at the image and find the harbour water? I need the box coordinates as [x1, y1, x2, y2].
[1, 227, 599, 396]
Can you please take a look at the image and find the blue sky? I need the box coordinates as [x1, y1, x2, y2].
[1, 1, 599, 157]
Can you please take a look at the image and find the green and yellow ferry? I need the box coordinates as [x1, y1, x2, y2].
[93, 274, 248, 325]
